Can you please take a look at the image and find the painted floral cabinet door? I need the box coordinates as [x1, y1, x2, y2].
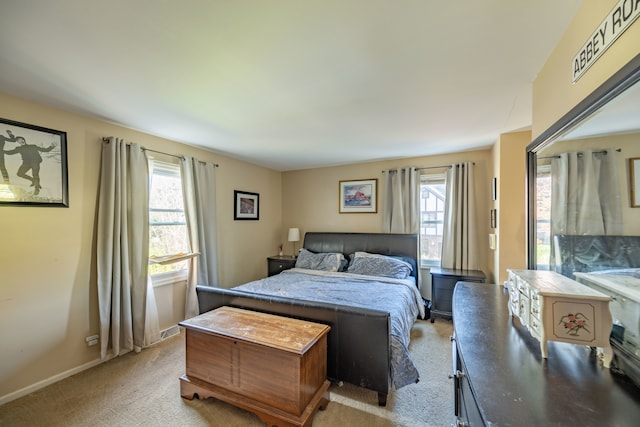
[552, 301, 596, 342]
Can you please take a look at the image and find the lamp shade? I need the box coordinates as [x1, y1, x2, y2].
[288, 227, 300, 242]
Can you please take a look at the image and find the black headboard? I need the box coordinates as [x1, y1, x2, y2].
[303, 232, 419, 283]
[553, 234, 640, 278]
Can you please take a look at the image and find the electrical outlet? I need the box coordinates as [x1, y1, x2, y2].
[489, 234, 496, 250]
[85, 334, 99, 346]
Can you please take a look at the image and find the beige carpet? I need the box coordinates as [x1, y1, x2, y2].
[0, 318, 455, 427]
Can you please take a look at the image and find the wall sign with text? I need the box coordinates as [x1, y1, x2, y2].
[572, 0, 640, 83]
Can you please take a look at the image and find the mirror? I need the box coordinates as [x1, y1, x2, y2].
[526, 53, 640, 387]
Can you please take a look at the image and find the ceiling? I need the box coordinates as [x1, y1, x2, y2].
[0, 1, 584, 171]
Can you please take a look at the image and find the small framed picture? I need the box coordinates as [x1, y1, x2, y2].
[630, 158, 640, 208]
[339, 178, 377, 213]
[234, 190, 259, 220]
[0, 117, 68, 207]
[490, 208, 497, 229]
[491, 177, 497, 201]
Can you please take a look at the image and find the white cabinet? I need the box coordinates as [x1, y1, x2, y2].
[507, 269, 613, 367]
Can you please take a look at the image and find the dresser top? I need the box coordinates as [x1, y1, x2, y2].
[508, 269, 611, 300]
[180, 306, 330, 354]
[453, 282, 640, 426]
[574, 271, 640, 303]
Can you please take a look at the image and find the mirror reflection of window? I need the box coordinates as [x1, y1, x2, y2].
[535, 164, 551, 270]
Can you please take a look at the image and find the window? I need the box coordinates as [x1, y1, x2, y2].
[420, 173, 446, 266]
[148, 160, 190, 279]
[535, 164, 552, 270]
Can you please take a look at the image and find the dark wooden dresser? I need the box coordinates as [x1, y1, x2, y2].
[430, 267, 485, 322]
[452, 282, 640, 426]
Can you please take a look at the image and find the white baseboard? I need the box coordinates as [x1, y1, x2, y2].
[0, 357, 103, 406]
[0, 326, 182, 406]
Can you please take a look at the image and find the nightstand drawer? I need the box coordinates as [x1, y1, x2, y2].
[267, 256, 297, 276]
[430, 267, 485, 322]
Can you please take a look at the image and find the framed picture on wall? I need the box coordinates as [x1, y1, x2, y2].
[234, 190, 259, 220]
[0, 117, 69, 207]
[339, 178, 377, 213]
[492, 177, 497, 201]
[631, 157, 640, 208]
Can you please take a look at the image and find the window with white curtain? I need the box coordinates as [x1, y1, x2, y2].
[535, 164, 552, 270]
[419, 173, 447, 266]
[148, 159, 189, 282]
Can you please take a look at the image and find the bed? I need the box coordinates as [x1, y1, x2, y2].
[553, 234, 640, 388]
[196, 232, 424, 406]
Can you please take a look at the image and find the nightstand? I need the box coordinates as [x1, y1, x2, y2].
[267, 255, 297, 276]
[430, 267, 485, 322]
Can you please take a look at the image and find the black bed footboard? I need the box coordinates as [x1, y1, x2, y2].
[196, 285, 392, 405]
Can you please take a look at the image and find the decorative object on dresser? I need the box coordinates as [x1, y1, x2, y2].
[452, 282, 640, 426]
[179, 306, 330, 427]
[288, 227, 301, 256]
[506, 269, 613, 367]
[429, 267, 485, 322]
[267, 254, 297, 276]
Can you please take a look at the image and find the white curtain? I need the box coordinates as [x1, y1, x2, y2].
[180, 156, 219, 319]
[382, 167, 420, 233]
[441, 162, 479, 270]
[97, 138, 160, 360]
[551, 149, 622, 237]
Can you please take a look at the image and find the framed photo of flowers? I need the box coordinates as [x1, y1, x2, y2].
[0, 118, 69, 207]
[339, 178, 377, 213]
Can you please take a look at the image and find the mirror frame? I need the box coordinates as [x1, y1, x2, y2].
[526, 52, 640, 268]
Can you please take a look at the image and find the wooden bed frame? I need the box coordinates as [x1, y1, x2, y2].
[195, 232, 419, 406]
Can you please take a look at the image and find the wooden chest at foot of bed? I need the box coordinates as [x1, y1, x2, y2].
[179, 306, 331, 427]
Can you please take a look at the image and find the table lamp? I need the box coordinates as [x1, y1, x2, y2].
[288, 227, 300, 256]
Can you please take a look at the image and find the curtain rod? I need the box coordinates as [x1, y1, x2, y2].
[382, 163, 478, 173]
[537, 148, 621, 160]
[102, 137, 219, 167]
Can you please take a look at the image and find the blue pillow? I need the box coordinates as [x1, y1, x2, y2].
[347, 252, 413, 279]
[295, 249, 345, 272]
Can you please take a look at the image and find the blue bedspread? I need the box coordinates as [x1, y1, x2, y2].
[233, 268, 425, 389]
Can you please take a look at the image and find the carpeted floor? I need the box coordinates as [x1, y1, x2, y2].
[0, 318, 455, 426]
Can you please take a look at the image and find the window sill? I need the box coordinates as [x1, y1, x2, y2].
[151, 270, 188, 287]
[420, 262, 440, 270]
[149, 252, 199, 265]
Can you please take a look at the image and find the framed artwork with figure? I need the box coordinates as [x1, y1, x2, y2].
[0, 117, 68, 207]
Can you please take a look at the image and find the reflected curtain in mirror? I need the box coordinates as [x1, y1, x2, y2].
[550, 150, 623, 234]
[548, 149, 623, 268]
